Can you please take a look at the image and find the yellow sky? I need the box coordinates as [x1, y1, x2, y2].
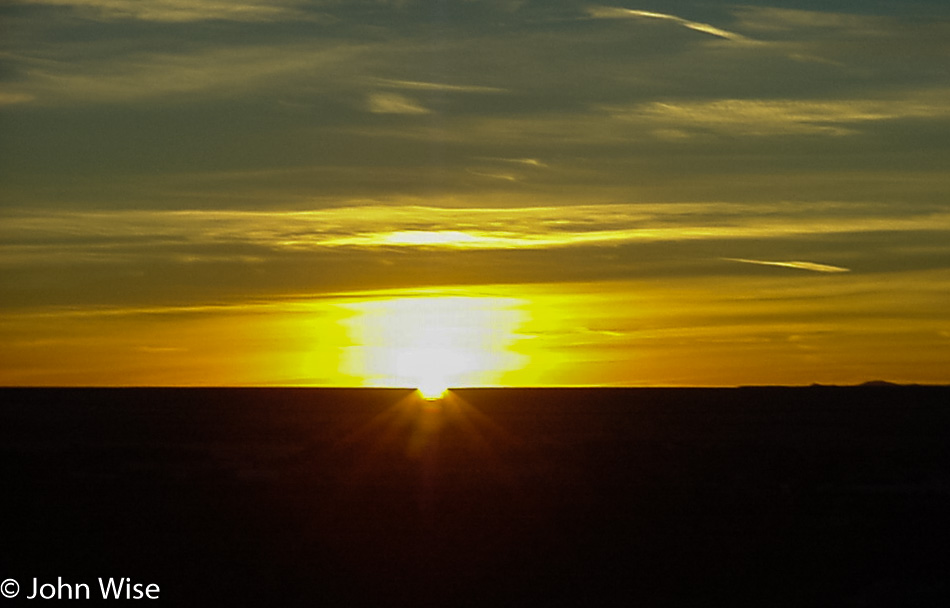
[2, 1, 949, 386]
[3, 275, 948, 387]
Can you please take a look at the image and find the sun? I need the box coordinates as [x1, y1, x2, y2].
[339, 294, 527, 392]
[398, 345, 457, 399]
[417, 381, 448, 401]
[407, 346, 453, 399]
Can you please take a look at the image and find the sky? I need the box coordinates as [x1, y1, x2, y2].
[2, 0, 949, 387]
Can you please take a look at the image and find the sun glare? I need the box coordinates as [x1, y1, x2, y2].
[340, 294, 526, 391]
[417, 383, 448, 400]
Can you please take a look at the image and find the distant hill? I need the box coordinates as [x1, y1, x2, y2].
[803, 381, 926, 388]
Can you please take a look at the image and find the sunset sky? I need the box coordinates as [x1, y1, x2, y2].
[2, 0, 949, 387]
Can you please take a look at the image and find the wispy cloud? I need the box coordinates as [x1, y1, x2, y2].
[462, 157, 548, 183]
[352, 87, 950, 148]
[4, 203, 949, 263]
[729, 6, 950, 70]
[587, 6, 753, 43]
[0, 91, 35, 106]
[367, 92, 430, 114]
[371, 78, 506, 94]
[724, 258, 851, 273]
[465, 170, 519, 182]
[606, 92, 950, 138]
[16, 43, 367, 105]
[732, 7, 889, 35]
[15, 0, 316, 23]
[474, 157, 548, 168]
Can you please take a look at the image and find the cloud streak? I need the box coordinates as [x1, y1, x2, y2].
[15, 0, 315, 22]
[587, 6, 753, 43]
[723, 258, 851, 273]
[367, 92, 430, 114]
[0, 91, 35, 106]
[732, 6, 889, 35]
[607, 92, 950, 138]
[371, 78, 506, 94]
[13, 43, 368, 105]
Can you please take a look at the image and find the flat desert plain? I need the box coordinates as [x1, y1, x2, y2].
[2, 387, 949, 606]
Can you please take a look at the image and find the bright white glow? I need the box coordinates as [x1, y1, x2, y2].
[380, 230, 483, 246]
[340, 295, 527, 391]
[417, 382, 448, 401]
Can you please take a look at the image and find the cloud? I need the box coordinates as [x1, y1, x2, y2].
[351, 87, 950, 150]
[587, 6, 753, 43]
[0, 91, 35, 106]
[466, 170, 519, 182]
[724, 258, 850, 273]
[474, 157, 548, 168]
[8, 42, 370, 106]
[370, 78, 506, 94]
[15, 0, 315, 22]
[605, 92, 950, 138]
[729, 6, 950, 71]
[732, 7, 889, 35]
[4, 203, 949, 263]
[367, 92, 430, 114]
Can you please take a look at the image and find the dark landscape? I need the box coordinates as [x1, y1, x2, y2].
[2, 387, 949, 606]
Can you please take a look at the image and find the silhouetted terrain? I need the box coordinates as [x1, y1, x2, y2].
[2, 387, 949, 606]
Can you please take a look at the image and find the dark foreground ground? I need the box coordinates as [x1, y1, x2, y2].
[2, 387, 949, 606]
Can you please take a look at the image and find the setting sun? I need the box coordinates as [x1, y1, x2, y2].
[416, 383, 448, 400]
[340, 294, 527, 391]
